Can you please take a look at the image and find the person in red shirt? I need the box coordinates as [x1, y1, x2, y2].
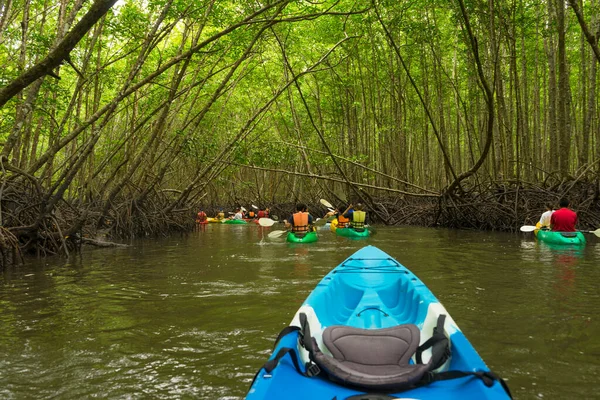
[550, 198, 577, 232]
[196, 209, 207, 223]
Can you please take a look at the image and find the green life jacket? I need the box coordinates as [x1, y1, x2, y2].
[351, 211, 366, 229]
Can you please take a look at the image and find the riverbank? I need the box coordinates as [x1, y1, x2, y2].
[1, 178, 598, 268]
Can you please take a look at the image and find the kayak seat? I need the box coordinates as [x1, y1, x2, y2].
[293, 232, 306, 238]
[560, 232, 577, 238]
[312, 324, 431, 391]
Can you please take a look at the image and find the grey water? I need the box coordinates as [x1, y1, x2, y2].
[1, 223, 599, 399]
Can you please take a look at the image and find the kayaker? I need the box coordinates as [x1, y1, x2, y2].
[550, 198, 577, 232]
[248, 209, 256, 219]
[232, 208, 244, 220]
[338, 203, 365, 228]
[196, 209, 207, 223]
[348, 203, 366, 229]
[336, 205, 352, 228]
[538, 204, 554, 230]
[257, 207, 270, 219]
[285, 203, 314, 233]
[216, 209, 225, 220]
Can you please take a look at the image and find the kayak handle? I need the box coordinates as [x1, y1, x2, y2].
[357, 307, 389, 317]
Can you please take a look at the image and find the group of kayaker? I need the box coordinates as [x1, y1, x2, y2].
[537, 198, 578, 231]
[284, 203, 367, 233]
[195, 206, 271, 223]
[196, 202, 368, 233]
[324, 203, 367, 230]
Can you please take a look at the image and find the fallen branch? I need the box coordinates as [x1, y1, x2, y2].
[81, 237, 129, 248]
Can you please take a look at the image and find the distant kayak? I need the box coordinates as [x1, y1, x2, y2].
[536, 230, 586, 246]
[335, 227, 370, 238]
[248, 245, 512, 400]
[286, 231, 318, 243]
[222, 219, 248, 225]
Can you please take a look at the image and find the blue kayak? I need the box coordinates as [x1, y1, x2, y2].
[247, 245, 511, 400]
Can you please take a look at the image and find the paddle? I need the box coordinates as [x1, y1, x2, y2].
[241, 206, 247, 212]
[258, 218, 277, 227]
[267, 215, 323, 237]
[589, 228, 600, 237]
[519, 225, 537, 232]
[252, 204, 259, 210]
[313, 218, 328, 226]
[320, 198, 334, 208]
[268, 230, 288, 238]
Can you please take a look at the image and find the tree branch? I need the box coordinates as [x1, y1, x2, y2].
[0, 0, 118, 108]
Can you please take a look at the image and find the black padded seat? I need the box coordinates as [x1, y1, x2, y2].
[312, 324, 431, 391]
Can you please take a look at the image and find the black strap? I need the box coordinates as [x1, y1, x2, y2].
[420, 370, 513, 399]
[299, 313, 316, 355]
[263, 347, 304, 374]
[272, 326, 300, 349]
[298, 313, 322, 375]
[416, 314, 450, 370]
[249, 346, 306, 389]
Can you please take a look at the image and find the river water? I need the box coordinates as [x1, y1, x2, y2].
[1, 223, 599, 399]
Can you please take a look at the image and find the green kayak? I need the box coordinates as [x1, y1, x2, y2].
[536, 230, 586, 246]
[286, 231, 318, 243]
[335, 227, 370, 238]
[222, 219, 248, 225]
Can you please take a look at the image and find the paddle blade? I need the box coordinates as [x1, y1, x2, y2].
[241, 206, 247, 212]
[268, 230, 287, 238]
[589, 228, 600, 237]
[252, 204, 259, 209]
[258, 218, 276, 227]
[320, 199, 333, 208]
[313, 218, 328, 226]
[519, 225, 538, 232]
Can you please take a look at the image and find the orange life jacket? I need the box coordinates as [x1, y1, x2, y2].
[249, 211, 255, 218]
[292, 212, 309, 233]
[337, 214, 350, 228]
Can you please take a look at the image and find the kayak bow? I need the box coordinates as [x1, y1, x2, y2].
[248, 246, 511, 400]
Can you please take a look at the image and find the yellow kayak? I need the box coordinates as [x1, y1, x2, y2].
[206, 217, 221, 223]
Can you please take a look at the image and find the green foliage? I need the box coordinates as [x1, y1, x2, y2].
[1, 0, 598, 207]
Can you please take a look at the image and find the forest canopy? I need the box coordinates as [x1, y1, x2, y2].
[0, 0, 599, 262]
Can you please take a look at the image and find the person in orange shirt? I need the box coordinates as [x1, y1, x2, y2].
[285, 204, 314, 232]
